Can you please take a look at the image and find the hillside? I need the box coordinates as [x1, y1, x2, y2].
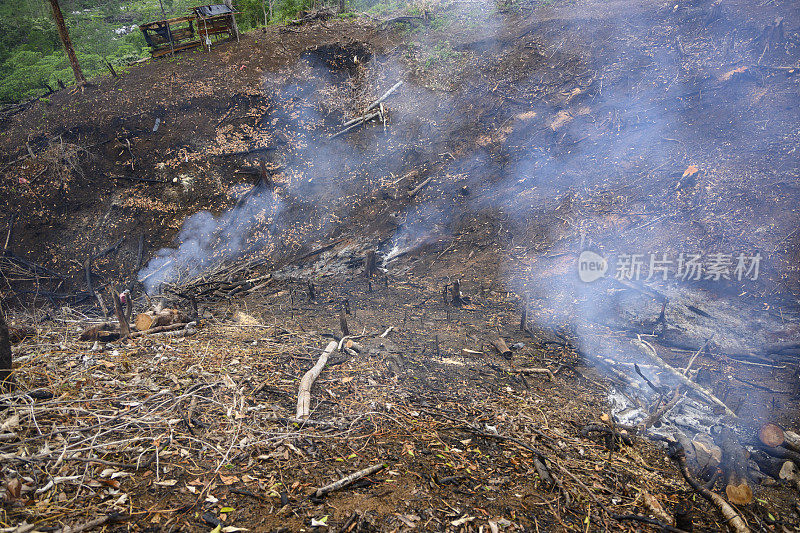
[1, 0, 800, 531]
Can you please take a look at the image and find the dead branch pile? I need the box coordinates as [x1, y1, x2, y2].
[162, 256, 273, 301]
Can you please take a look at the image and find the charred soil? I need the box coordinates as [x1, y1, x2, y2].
[2, 0, 800, 531]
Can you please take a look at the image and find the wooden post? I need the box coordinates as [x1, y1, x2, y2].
[48, 0, 85, 86]
[0, 305, 14, 391]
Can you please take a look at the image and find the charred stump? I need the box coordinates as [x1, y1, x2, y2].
[339, 309, 350, 337]
[451, 279, 469, 307]
[364, 250, 377, 278]
[307, 280, 316, 301]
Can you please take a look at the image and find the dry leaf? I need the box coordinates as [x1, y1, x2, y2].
[682, 165, 699, 178]
[98, 478, 121, 489]
[6, 478, 21, 499]
[1, 414, 20, 432]
[719, 66, 748, 82]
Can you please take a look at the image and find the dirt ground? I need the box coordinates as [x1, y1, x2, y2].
[2, 0, 800, 530]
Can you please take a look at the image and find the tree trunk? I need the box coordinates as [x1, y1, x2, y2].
[0, 305, 14, 391]
[223, 0, 240, 41]
[48, 0, 85, 85]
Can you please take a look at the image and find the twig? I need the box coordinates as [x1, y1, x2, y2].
[408, 175, 433, 197]
[363, 80, 403, 115]
[55, 513, 125, 533]
[634, 338, 736, 418]
[682, 338, 712, 375]
[314, 463, 385, 497]
[330, 111, 382, 138]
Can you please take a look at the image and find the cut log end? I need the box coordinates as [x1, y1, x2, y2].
[758, 422, 785, 448]
[490, 337, 512, 359]
[135, 309, 188, 331]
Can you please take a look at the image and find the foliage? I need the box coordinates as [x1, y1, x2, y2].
[0, 0, 416, 104]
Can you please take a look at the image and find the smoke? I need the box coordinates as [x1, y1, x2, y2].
[367, 0, 800, 432]
[136, 0, 799, 433]
[138, 43, 435, 293]
[138, 188, 283, 294]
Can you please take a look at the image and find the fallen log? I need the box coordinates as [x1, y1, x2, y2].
[379, 15, 425, 27]
[758, 422, 785, 448]
[691, 433, 722, 476]
[143, 322, 197, 339]
[750, 450, 800, 490]
[135, 308, 188, 331]
[669, 442, 750, 533]
[78, 323, 119, 342]
[314, 463, 385, 498]
[785, 430, 800, 453]
[758, 423, 800, 452]
[757, 443, 800, 466]
[515, 367, 555, 380]
[641, 490, 675, 527]
[129, 322, 192, 339]
[715, 428, 752, 505]
[296, 340, 338, 419]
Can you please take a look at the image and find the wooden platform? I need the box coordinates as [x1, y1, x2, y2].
[139, 5, 237, 58]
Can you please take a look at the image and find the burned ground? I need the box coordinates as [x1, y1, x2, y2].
[1, 0, 800, 531]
